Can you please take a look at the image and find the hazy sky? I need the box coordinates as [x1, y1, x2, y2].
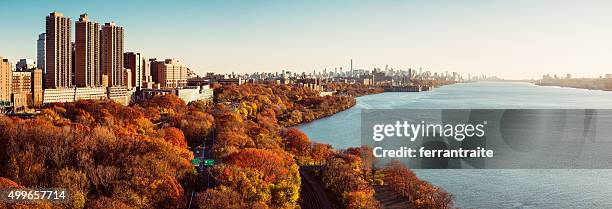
[1, 0, 611, 79]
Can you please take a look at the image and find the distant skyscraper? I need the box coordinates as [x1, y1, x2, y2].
[124, 52, 145, 88]
[0, 57, 12, 105]
[149, 58, 159, 84]
[16, 59, 36, 70]
[142, 56, 151, 83]
[408, 68, 412, 81]
[75, 13, 101, 87]
[101, 22, 124, 87]
[37, 33, 46, 73]
[46, 12, 72, 88]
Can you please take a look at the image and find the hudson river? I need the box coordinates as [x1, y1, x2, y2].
[299, 82, 612, 209]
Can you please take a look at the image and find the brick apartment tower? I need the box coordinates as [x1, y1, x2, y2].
[46, 12, 72, 88]
[124, 52, 145, 88]
[0, 57, 12, 104]
[75, 13, 101, 87]
[101, 22, 124, 87]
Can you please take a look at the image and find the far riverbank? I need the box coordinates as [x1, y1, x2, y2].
[537, 78, 612, 91]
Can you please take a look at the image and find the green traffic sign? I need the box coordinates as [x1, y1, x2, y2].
[203, 159, 215, 167]
[191, 158, 202, 165]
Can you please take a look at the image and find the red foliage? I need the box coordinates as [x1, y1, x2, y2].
[281, 128, 311, 156]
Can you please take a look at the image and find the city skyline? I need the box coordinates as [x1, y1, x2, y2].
[1, 0, 612, 79]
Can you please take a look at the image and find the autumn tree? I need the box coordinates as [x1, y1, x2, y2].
[162, 127, 188, 148]
[311, 143, 334, 165]
[0, 98, 195, 209]
[381, 161, 455, 209]
[322, 153, 380, 209]
[213, 148, 300, 208]
[281, 128, 312, 157]
[172, 110, 214, 147]
[195, 187, 244, 209]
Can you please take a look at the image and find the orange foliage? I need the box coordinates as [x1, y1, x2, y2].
[215, 84, 357, 126]
[162, 127, 188, 148]
[0, 96, 196, 208]
[195, 187, 244, 209]
[311, 143, 334, 164]
[171, 110, 214, 147]
[137, 94, 187, 116]
[322, 153, 380, 209]
[0, 177, 22, 189]
[381, 161, 454, 209]
[225, 148, 294, 183]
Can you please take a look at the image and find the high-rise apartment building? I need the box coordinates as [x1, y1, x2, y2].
[37, 33, 46, 72]
[150, 58, 188, 88]
[46, 12, 72, 88]
[124, 52, 149, 88]
[0, 57, 12, 106]
[75, 13, 101, 87]
[101, 22, 124, 87]
[71, 42, 75, 85]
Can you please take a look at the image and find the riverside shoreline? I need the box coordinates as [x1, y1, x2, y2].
[537, 78, 612, 91]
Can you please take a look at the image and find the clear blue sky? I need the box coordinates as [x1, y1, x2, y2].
[1, 0, 612, 79]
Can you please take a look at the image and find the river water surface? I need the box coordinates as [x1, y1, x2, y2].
[298, 82, 612, 209]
